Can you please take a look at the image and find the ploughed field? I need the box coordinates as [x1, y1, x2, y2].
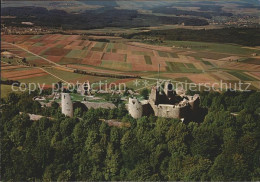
[1, 34, 260, 92]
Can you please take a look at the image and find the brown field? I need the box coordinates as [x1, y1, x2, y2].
[91, 51, 104, 60]
[103, 53, 125, 62]
[243, 58, 260, 65]
[82, 58, 102, 66]
[28, 59, 53, 66]
[28, 46, 49, 55]
[248, 72, 260, 78]
[46, 55, 63, 63]
[187, 73, 218, 85]
[127, 42, 175, 52]
[85, 51, 93, 59]
[64, 45, 84, 50]
[9, 73, 48, 80]
[189, 52, 230, 60]
[1, 65, 27, 70]
[2, 68, 47, 80]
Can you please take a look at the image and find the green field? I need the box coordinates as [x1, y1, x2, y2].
[158, 51, 169, 57]
[189, 52, 229, 60]
[173, 77, 193, 83]
[59, 57, 82, 64]
[169, 52, 178, 58]
[1, 85, 21, 98]
[91, 42, 107, 52]
[202, 60, 214, 66]
[65, 49, 89, 59]
[106, 43, 114, 52]
[101, 60, 132, 71]
[1, 57, 21, 65]
[56, 44, 66, 48]
[185, 63, 196, 69]
[70, 93, 85, 101]
[19, 74, 60, 85]
[144, 55, 152, 65]
[30, 35, 43, 39]
[166, 62, 202, 73]
[228, 71, 258, 81]
[26, 56, 39, 61]
[167, 41, 260, 55]
[44, 68, 89, 81]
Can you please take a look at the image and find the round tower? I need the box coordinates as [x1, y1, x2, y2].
[128, 98, 143, 119]
[61, 93, 73, 117]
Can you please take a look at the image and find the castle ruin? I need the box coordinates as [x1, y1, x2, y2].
[127, 81, 200, 119]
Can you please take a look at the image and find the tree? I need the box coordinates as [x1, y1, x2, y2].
[104, 143, 121, 180]
[51, 101, 59, 109]
[209, 153, 249, 181]
[127, 162, 152, 181]
[57, 170, 72, 181]
[2, 90, 260, 181]
[7, 92, 20, 105]
[59, 118, 76, 137]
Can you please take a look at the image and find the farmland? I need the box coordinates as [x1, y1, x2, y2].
[1, 34, 260, 95]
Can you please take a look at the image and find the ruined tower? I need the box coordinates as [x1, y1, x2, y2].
[61, 93, 73, 117]
[164, 81, 175, 97]
[128, 98, 143, 119]
[77, 81, 90, 96]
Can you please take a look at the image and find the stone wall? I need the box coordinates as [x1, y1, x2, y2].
[153, 104, 190, 118]
[82, 101, 116, 110]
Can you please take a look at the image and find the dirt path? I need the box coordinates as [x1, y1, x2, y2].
[40, 68, 69, 84]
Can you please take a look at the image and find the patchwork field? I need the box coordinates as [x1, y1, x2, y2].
[1, 34, 260, 92]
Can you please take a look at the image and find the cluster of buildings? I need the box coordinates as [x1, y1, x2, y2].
[210, 15, 259, 27]
[1, 25, 61, 35]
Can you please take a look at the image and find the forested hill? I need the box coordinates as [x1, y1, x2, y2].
[1, 90, 260, 181]
[1, 6, 208, 30]
[124, 28, 260, 46]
